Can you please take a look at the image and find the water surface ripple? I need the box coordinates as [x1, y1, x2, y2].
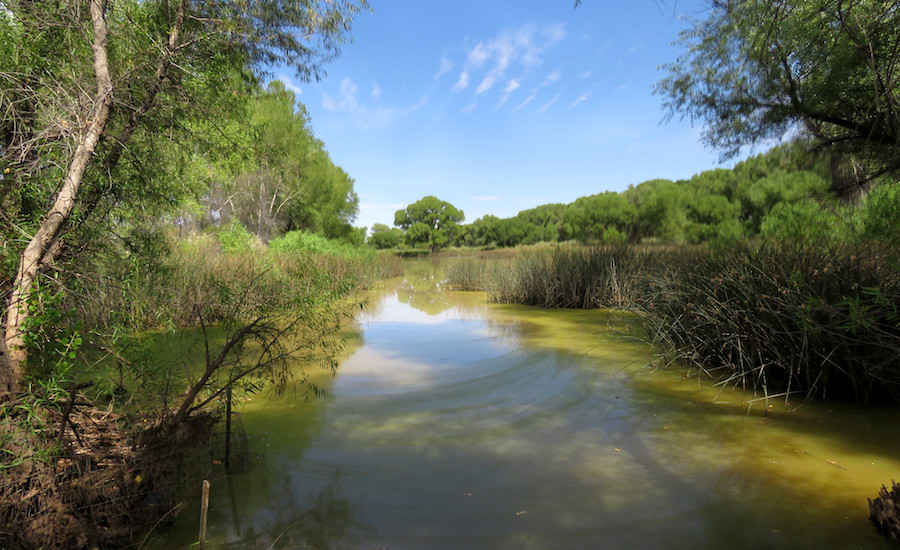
[152, 275, 900, 550]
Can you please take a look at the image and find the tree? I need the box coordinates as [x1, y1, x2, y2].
[394, 196, 464, 252]
[0, 0, 368, 398]
[656, 0, 900, 194]
[368, 223, 403, 249]
[206, 82, 360, 243]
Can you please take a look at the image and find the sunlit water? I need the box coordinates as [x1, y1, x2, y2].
[148, 267, 900, 550]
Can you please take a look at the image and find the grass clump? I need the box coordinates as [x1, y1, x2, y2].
[444, 259, 489, 291]
[487, 245, 661, 309]
[641, 240, 900, 403]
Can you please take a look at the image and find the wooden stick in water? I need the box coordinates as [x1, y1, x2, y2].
[199, 479, 210, 550]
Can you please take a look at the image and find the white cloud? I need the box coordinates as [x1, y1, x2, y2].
[372, 83, 381, 99]
[542, 69, 562, 86]
[568, 92, 590, 109]
[461, 102, 478, 114]
[275, 74, 303, 96]
[580, 70, 593, 80]
[453, 71, 470, 92]
[495, 79, 521, 109]
[535, 93, 561, 114]
[453, 24, 566, 97]
[436, 57, 453, 80]
[512, 89, 538, 112]
[476, 74, 498, 95]
[321, 78, 427, 129]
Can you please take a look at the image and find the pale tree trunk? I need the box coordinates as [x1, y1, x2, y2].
[0, 0, 113, 399]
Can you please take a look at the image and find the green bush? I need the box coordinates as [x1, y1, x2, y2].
[217, 219, 258, 253]
[269, 230, 370, 259]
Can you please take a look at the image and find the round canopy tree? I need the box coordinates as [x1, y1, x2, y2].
[394, 196, 464, 252]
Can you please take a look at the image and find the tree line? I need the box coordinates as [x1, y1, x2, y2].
[370, 141, 880, 250]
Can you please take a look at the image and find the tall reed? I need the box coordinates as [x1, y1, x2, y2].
[488, 245, 662, 309]
[641, 240, 900, 403]
[471, 240, 900, 404]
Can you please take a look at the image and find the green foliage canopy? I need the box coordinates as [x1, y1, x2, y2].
[656, 0, 900, 189]
[394, 196, 464, 252]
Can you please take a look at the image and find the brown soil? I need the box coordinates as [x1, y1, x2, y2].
[0, 395, 217, 549]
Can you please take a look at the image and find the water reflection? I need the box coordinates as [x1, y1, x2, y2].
[151, 267, 899, 550]
[210, 473, 366, 550]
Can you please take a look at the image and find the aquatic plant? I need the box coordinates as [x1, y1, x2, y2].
[487, 244, 662, 309]
[641, 240, 900, 403]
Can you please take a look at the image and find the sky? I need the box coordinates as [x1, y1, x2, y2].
[276, 0, 729, 232]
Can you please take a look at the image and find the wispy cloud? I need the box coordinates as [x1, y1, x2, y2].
[580, 69, 593, 80]
[535, 93, 561, 114]
[372, 83, 381, 100]
[321, 78, 426, 129]
[453, 24, 566, 97]
[275, 74, 303, 96]
[542, 69, 562, 86]
[452, 71, 470, 92]
[461, 102, 478, 114]
[436, 57, 453, 80]
[512, 89, 538, 112]
[495, 79, 521, 109]
[568, 91, 590, 109]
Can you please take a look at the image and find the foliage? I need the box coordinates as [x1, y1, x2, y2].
[0, 0, 369, 395]
[656, 0, 900, 190]
[487, 245, 661, 309]
[217, 218, 260, 253]
[449, 141, 835, 249]
[269, 230, 371, 259]
[394, 196, 465, 252]
[476, 238, 900, 405]
[202, 82, 360, 242]
[367, 223, 404, 249]
[444, 259, 489, 292]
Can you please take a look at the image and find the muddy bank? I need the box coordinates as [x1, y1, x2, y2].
[0, 395, 224, 550]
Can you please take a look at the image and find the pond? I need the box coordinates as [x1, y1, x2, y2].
[148, 263, 900, 549]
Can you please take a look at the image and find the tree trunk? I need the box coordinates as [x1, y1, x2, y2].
[0, 0, 113, 400]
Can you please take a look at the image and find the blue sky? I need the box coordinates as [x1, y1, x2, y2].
[277, 0, 728, 232]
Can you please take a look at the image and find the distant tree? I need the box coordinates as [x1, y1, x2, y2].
[561, 192, 637, 243]
[394, 196, 464, 252]
[368, 223, 403, 249]
[657, 0, 900, 194]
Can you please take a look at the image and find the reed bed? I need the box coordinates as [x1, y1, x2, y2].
[642, 240, 900, 403]
[69, 234, 376, 333]
[454, 241, 900, 404]
[487, 245, 663, 309]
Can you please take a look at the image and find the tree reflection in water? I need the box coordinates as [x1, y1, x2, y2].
[219, 473, 370, 550]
